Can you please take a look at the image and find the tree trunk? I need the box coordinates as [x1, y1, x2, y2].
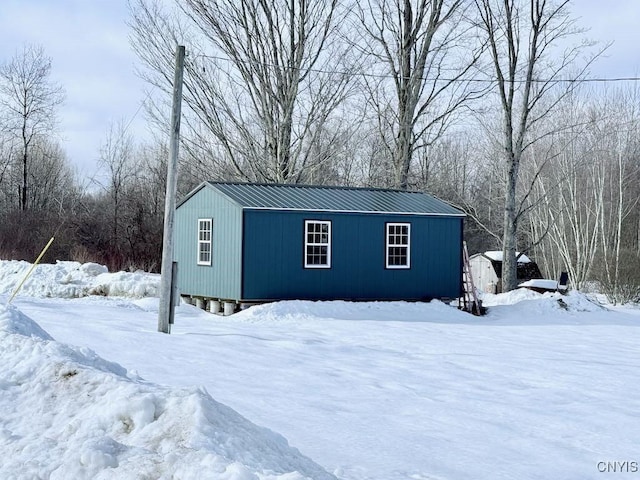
[394, 110, 413, 190]
[357, 0, 477, 191]
[21, 120, 28, 211]
[21, 152, 28, 211]
[502, 152, 519, 291]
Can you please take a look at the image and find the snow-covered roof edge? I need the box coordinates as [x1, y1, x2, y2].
[481, 251, 532, 263]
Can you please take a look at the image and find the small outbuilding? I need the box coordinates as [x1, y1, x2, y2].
[174, 182, 465, 310]
[469, 251, 543, 294]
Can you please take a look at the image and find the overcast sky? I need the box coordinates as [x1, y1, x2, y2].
[0, 0, 145, 182]
[1, 0, 639, 180]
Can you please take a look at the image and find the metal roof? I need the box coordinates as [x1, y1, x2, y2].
[190, 182, 464, 216]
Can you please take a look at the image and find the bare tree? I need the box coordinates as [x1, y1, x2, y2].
[526, 119, 602, 288]
[129, 0, 354, 184]
[26, 138, 76, 212]
[0, 134, 16, 193]
[98, 120, 138, 259]
[0, 45, 65, 210]
[524, 84, 640, 299]
[355, 0, 485, 190]
[474, 0, 594, 291]
[590, 88, 640, 302]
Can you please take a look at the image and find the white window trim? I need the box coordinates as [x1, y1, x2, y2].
[304, 220, 331, 269]
[386, 222, 411, 269]
[197, 218, 212, 266]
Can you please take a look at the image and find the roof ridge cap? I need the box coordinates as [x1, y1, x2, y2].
[207, 181, 426, 195]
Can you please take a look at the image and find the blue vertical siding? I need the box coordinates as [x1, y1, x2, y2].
[174, 187, 243, 299]
[241, 210, 462, 301]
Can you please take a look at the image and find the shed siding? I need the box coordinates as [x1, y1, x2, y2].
[175, 187, 242, 299]
[469, 255, 499, 293]
[242, 210, 462, 301]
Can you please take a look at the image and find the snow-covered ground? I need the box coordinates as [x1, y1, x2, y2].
[2, 260, 640, 479]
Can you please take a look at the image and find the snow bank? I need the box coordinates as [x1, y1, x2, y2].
[481, 289, 600, 309]
[235, 298, 472, 324]
[0, 260, 158, 299]
[480, 287, 545, 306]
[235, 292, 606, 327]
[0, 304, 333, 480]
[479, 289, 605, 324]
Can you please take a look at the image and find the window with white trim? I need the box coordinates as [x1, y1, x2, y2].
[386, 223, 410, 269]
[197, 219, 212, 266]
[304, 220, 331, 268]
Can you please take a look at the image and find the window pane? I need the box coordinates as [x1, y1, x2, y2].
[306, 243, 328, 266]
[198, 219, 212, 265]
[305, 221, 330, 267]
[386, 224, 409, 268]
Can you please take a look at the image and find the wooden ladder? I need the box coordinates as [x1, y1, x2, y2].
[460, 241, 483, 315]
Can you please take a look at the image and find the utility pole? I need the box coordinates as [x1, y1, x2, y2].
[158, 45, 185, 334]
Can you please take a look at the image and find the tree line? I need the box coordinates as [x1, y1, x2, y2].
[1, 0, 639, 303]
[0, 45, 164, 272]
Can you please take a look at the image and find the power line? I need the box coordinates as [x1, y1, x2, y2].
[122, 89, 155, 135]
[189, 53, 640, 85]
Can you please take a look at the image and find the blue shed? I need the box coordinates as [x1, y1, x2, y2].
[174, 182, 464, 307]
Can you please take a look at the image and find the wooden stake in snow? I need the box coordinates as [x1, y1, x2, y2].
[8, 236, 55, 305]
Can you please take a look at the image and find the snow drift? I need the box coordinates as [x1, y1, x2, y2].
[0, 260, 159, 299]
[0, 304, 333, 480]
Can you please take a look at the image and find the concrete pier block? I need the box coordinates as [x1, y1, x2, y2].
[223, 301, 236, 316]
[209, 300, 221, 314]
